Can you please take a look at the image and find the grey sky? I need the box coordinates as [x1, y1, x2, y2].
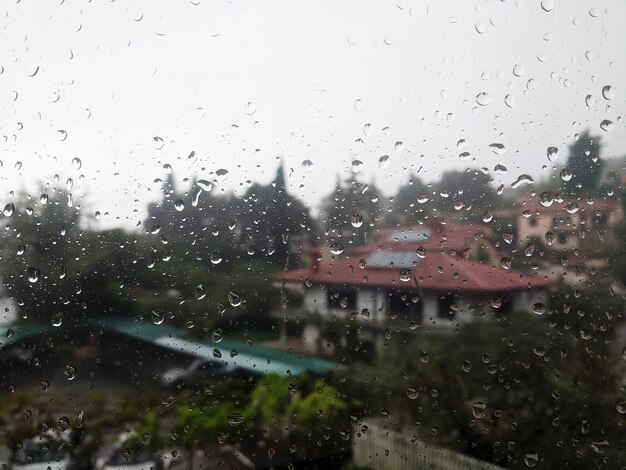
[1, 0, 624, 229]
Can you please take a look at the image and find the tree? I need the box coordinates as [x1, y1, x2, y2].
[433, 169, 498, 214]
[0, 186, 83, 324]
[239, 161, 313, 264]
[387, 175, 431, 226]
[339, 311, 625, 469]
[563, 130, 603, 197]
[319, 176, 383, 239]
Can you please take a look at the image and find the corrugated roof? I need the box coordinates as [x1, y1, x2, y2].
[0, 324, 53, 349]
[88, 317, 336, 377]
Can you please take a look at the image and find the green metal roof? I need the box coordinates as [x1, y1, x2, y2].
[88, 317, 337, 377]
[0, 323, 53, 349]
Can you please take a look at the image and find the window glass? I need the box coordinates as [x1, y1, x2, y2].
[1, 1, 625, 469]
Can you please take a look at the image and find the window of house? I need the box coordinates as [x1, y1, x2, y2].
[437, 294, 457, 319]
[387, 290, 422, 321]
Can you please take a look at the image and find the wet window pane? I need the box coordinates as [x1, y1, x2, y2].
[1, 1, 625, 469]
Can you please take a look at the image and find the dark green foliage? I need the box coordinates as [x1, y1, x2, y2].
[339, 310, 625, 469]
[563, 130, 604, 197]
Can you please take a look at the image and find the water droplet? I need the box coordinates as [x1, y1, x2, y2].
[475, 92, 491, 106]
[394, 141, 404, 152]
[585, 95, 595, 108]
[3, 203, 15, 217]
[512, 64, 525, 77]
[504, 94, 516, 108]
[617, 400, 626, 414]
[399, 269, 412, 282]
[539, 192, 554, 207]
[41, 380, 49, 391]
[600, 119, 614, 132]
[546, 146, 559, 162]
[350, 214, 363, 228]
[471, 401, 486, 418]
[329, 243, 344, 255]
[589, 7, 601, 17]
[51, 313, 63, 327]
[301, 159, 313, 172]
[560, 168, 572, 181]
[565, 202, 579, 214]
[475, 21, 486, 34]
[27, 267, 40, 283]
[407, 387, 418, 399]
[354, 99, 364, 111]
[602, 85, 615, 100]
[71, 157, 82, 170]
[153, 136, 164, 150]
[228, 291, 242, 307]
[494, 164, 507, 175]
[378, 155, 390, 168]
[64, 365, 77, 381]
[545, 231, 555, 245]
[383, 34, 394, 45]
[225, 412, 245, 427]
[57, 130, 68, 141]
[121, 448, 131, 461]
[346, 33, 356, 45]
[174, 200, 185, 211]
[500, 257, 512, 270]
[210, 251, 222, 265]
[416, 246, 426, 258]
[196, 180, 213, 192]
[524, 451, 539, 467]
[351, 160, 364, 173]
[195, 284, 206, 300]
[482, 211, 493, 223]
[489, 143, 506, 156]
[532, 303, 546, 315]
[503, 231, 513, 244]
[57, 416, 70, 432]
[212, 328, 223, 343]
[151, 311, 164, 325]
[511, 174, 534, 189]
[245, 102, 256, 115]
[216, 169, 229, 181]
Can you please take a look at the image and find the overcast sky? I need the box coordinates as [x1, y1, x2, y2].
[1, 0, 624, 229]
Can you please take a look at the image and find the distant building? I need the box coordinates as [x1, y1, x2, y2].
[272, 223, 552, 354]
[495, 197, 623, 251]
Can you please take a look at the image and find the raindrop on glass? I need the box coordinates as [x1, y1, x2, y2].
[475, 92, 491, 106]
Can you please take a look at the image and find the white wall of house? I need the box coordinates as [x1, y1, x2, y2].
[302, 323, 320, 348]
[303, 286, 327, 312]
[513, 289, 548, 313]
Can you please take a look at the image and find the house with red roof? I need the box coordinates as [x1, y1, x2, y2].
[272, 222, 552, 354]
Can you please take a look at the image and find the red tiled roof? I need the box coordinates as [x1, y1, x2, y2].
[273, 252, 552, 293]
[348, 222, 492, 255]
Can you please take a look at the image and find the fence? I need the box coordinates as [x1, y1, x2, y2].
[352, 419, 505, 470]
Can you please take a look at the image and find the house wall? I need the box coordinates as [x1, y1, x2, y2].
[513, 289, 548, 313]
[518, 213, 580, 250]
[303, 286, 327, 312]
